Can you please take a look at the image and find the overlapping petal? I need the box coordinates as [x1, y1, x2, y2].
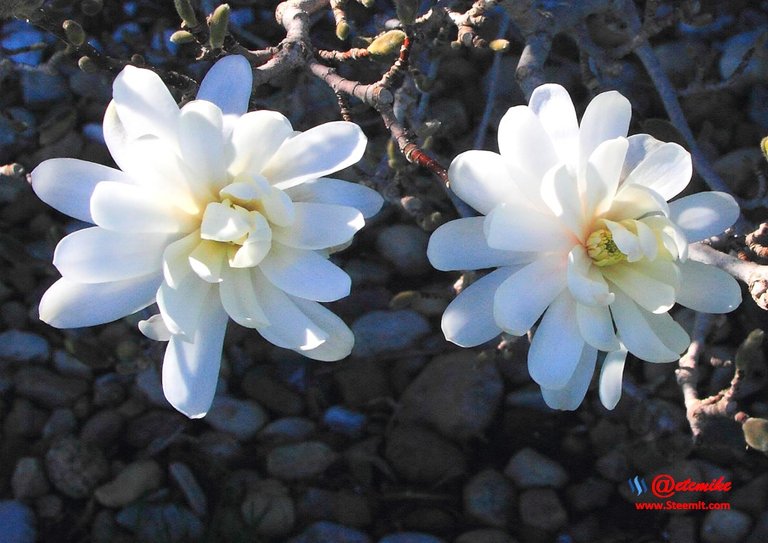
[676, 259, 742, 313]
[448, 150, 517, 214]
[541, 344, 598, 410]
[272, 202, 364, 250]
[112, 65, 179, 143]
[286, 178, 383, 218]
[669, 191, 739, 242]
[196, 54, 253, 116]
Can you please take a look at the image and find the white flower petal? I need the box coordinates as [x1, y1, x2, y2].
[599, 346, 628, 410]
[189, 240, 226, 283]
[484, 201, 576, 252]
[271, 202, 364, 250]
[200, 202, 251, 242]
[669, 192, 740, 242]
[102, 101, 132, 172]
[578, 90, 631, 179]
[623, 142, 692, 200]
[286, 178, 383, 218]
[39, 274, 160, 328]
[252, 270, 328, 351]
[644, 309, 690, 356]
[602, 219, 642, 261]
[529, 84, 579, 169]
[494, 254, 567, 335]
[635, 220, 658, 260]
[112, 65, 179, 143]
[261, 187, 295, 227]
[442, 267, 517, 347]
[139, 314, 171, 341]
[541, 164, 587, 241]
[162, 233, 199, 288]
[604, 184, 669, 222]
[162, 289, 228, 418]
[498, 105, 558, 186]
[448, 150, 518, 214]
[541, 344, 597, 410]
[260, 243, 350, 302]
[577, 302, 620, 351]
[621, 134, 664, 180]
[196, 55, 253, 116]
[230, 237, 272, 268]
[219, 267, 269, 328]
[583, 137, 628, 217]
[178, 100, 228, 189]
[263, 121, 367, 190]
[427, 217, 533, 271]
[290, 297, 354, 361]
[31, 158, 131, 223]
[527, 291, 585, 389]
[602, 260, 678, 314]
[677, 259, 742, 313]
[53, 227, 175, 283]
[611, 290, 684, 362]
[228, 111, 294, 177]
[91, 182, 197, 233]
[156, 258, 213, 338]
[567, 245, 614, 306]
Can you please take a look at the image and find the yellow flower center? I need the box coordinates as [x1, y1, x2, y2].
[586, 228, 626, 267]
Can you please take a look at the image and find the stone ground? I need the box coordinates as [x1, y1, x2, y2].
[1, 1, 768, 542]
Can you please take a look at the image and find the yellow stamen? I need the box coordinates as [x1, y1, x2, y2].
[586, 228, 626, 267]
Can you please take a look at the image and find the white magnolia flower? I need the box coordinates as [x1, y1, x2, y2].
[31, 55, 383, 418]
[428, 84, 741, 411]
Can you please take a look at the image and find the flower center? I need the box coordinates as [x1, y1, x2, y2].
[586, 228, 626, 267]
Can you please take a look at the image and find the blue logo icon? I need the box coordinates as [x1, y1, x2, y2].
[628, 476, 649, 496]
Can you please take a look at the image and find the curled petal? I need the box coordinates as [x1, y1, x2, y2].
[289, 297, 354, 361]
[677, 259, 741, 313]
[259, 243, 351, 302]
[219, 267, 269, 328]
[567, 245, 614, 306]
[228, 111, 294, 178]
[39, 274, 160, 329]
[263, 121, 367, 190]
[31, 158, 131, 223]
[528, 291, 585, 390]
[669, 192, 740, 242]
[494, 255, 567, 336]
[162, 289, 228, 418]
[448, 150, 518, 214]
[540, 344, 598, 411]
[112, 65, 179, 143]
[196, 54, 253, 116]
[583, 137, 628, 218]
[599, 346, 628, 410]
[622, 142, 692, 200]
[442, 267, 518, 347]
[577, 302, 619, 351]
[139, 314, 171, 342]
[427, 217, 533, 271]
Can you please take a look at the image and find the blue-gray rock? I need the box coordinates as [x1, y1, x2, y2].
[116, 503, 203, 543]
[288, 521, 371, 543]
[0, 501, 36, 543]
[398, 352, 503, 440]
[52, 350, 92, 379]
[384, 425, 466, 484]
[134, 366, 169, 408]
[701, 509, 753, 543]
[266, 441, 338, 480]
[504, 448, 568, 489]
[378, 533, 446, 543]
[258, 417, 316, 445]
[1, 21, 48, 66]
[351, 310, 430, 357]
[15, 367, 87, 408]
[376, 224, 430, 276]
[0, 331, 49, 362]
[518, 489, 567, 531]
[323, 406, 366, 437]
[455, 529, 516, 543]
[205, 395, 268, 441]
[463, 469, 514, 528]
[11, 458, 49, 500]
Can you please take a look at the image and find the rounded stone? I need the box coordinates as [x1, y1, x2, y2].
[463, 469, 514, 528]
[94, 460, 164, 507]
[518, 488, 567, 531]
[0, 500, 36, 543]
[11, 457, 49, 500]
[384, 425, 466, 484]
[351, 310, 430, 357]
[266, 441, 338, 481]
[45, 437, 109, 499]
[701, 509, 753, 543]
[205, 395, 268, 441]
[375, 224, 430, 276]
[504, 448, 568, 489]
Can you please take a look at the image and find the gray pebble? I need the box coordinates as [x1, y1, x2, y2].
[94, 460, 164, 508]
[1, 301, 28, 329]
[518, 488, 568, 531]
[399, 352, 503, 440]
[116, 503, 203, 543]
[124, 409, 187, 449]
[747, 511, 768, 543]
[378, 534, 445, 543]
[701, 509, 753, 543]
[80, 409, 125, 448]
[504, 448, 568, 489]
[45, 436, 109, 499]
[42, 409, 77, 439]
[351, 310, 430, 357]
[0, 500, 36, 543]
[454, 529, 517, 543]
[287, 521, 372, 543]
[92, 374, 127, 407]
[12, 457, 49, 500]
[323, 405, 366, 437]
[205, 395, 268, 441]
[4, 399, 46, 438]
[242, 370, 304, 416]
[35, 495, 62, 520]
[266, 441, 338, 481]
[169, 462, 207, 518]
[565, 477, 614, 512]
[384, 425, 466, 484]
[463, 469, 514, 528]
[241, 479, 295, 538]
[134, 366, 169, 408]
[0, 330, 49, 362]
[15, 367, 87, 408]
[376, 224, 430, 276]
[257, 417, 316, 445]
[197, 431, 244, 462]
[52, 350, 92, 379]
[298, 487, 372, 527]
[333, 359, 391, 407]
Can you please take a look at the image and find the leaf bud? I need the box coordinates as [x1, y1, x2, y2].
[743, 417, 768, 452]
[77, 55, 97, 73]
[170, 30, 195, 44]
[209, 3, 230, 51]
[367, 30, 405, 57]
[63, 19, 85, 46]
[336, 21, 349, 41]
[174, 0, 199, 28]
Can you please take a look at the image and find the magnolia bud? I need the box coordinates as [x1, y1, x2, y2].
[336, 21, 349, 41]
[174, 0, 199, 27]
[367, 30, 405, 56]
[743, 418, 768, 452]
[489, 39, 510, 53]
[77, 55, 97, 73]
[63, 20, 85, 46]
[170, 30, 195, 44]
[209, 4, 230, 51]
